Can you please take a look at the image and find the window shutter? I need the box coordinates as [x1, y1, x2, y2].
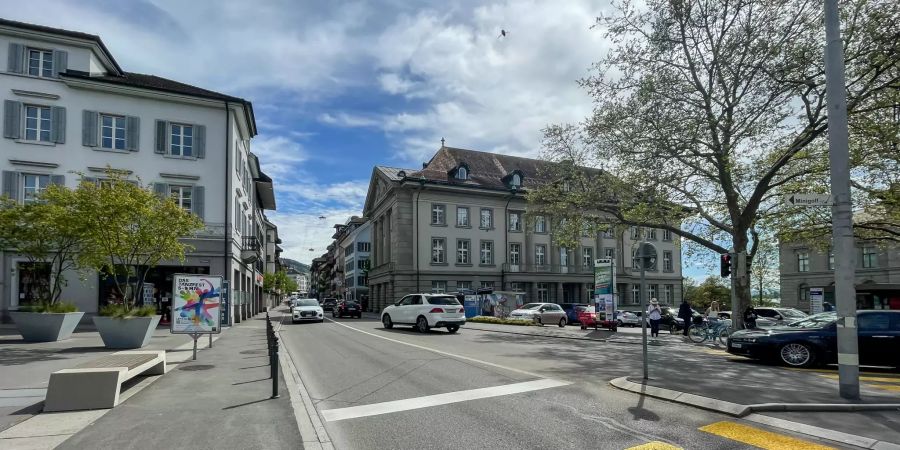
[195, 125, 206, 158]
[2, 171, 18, 201]
[52, 50, 68, 77]
[126, 116, 140, 151]
[192, 186, 205, 220]
[51, 106, 66, 143]
[4, 100, 21, 139]
[7, 43, 24, 74]
[82, 110, 98, 146]
[155, 120, 167, 154]
[50, 175, 65, 186]
[153, 182, 168, 198]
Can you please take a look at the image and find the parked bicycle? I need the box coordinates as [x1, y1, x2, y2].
[688, 319, 731, 345]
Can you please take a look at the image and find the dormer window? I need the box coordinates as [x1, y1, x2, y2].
[511, 173, 521, 187]
[504, 170, 524, 189]
[457, 166, 468, 180]
[27, 48, 53, 78]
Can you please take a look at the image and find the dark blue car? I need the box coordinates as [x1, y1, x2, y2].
[561, 303, 588, 325]
[727, 310, 900, 369]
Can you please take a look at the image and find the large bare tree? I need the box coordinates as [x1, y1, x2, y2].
[529, 0, 899, 328]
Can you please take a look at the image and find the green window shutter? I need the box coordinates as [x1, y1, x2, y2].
[7, 43, 24, 74]
[2, 171, 19, 201]
[192, 186, 205, 220]
[4, 100, 21, 139]
[51, 106, 66, 143]
[195, 125, 206, 158]
[82, 110, 98, 146]
[153, 182, 169, 198]
[155, 120, 167, 154]
[126, 116, 140, 151]
[50, 175, 65, 186]
[52, 50, 67, 77]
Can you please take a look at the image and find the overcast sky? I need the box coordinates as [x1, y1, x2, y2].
[6, 0, 713, 279]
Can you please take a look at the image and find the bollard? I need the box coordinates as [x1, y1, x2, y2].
[271, 335, 280, 398]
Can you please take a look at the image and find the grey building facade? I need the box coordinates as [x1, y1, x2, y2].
[363, 146, 683, 313]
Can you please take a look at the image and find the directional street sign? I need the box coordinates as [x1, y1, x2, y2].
[784, 194, 833, 206]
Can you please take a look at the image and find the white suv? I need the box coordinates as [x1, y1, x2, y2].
[381, 294, 465, 333]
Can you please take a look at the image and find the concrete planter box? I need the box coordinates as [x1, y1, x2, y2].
[93, 315, 161, 349]
[10, 311, 85, 342]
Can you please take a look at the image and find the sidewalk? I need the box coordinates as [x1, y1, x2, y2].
[55, 315, 301, 450]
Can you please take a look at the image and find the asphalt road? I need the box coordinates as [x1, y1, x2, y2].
[278, 314, 851, 450]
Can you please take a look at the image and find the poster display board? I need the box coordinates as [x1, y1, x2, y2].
[594, 258, 615, 320]
[171, 274, 223, 334]
[809, 287, 825, 315]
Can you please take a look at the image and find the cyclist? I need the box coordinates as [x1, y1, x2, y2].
[705, 300, 721, 323]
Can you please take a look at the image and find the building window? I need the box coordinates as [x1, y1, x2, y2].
[432, 281, 447, 293]
[357, 259, 368, 270]
[535, 215, 547, 233]
[535, 245, 546, 265]
[509, 243, 521, 265]
[605, 248, 615, 259]
[663, 229, 673, 241]
[357, 242, 371, 252]
[509, 212, 522, 231]
[22, 174, 50, 204]
[457, 239, 470, 264]
[649, 284, 657, 300]
[456, 206, 469, 226]
[480, 241, 494, 265]
[24, 105, 51, 142]
[632, 248, 640, 269]
[431, 238, 445, 264]
[431, 204, 445, 225]
[797, 251, 809, 272]
[169, 185, 192, 212]
[862, 246, 877, 268]
[560, 248, 569, 267]
[663, 284, 673, 303]
[828, 250, 834, 270]
[632, 285, 641, 304]
[357, 275, 367, 286]
[537, 283, 549, 302]
[100, 114, 126, 150]
[27, 48, 53, 77]
[582, 247, 593, 268]
[799, 284, 809, 304]
[480, 281, 495, 290]
[649, 229, 657, 240]
[457, 281, 472, 291]
[603, 227, 614, 238]
[170, 124, 194, 157]
[509, 282, 523, 292]
[457, 166, 468, 180]
[480, 208, 493, 229]
[663, 251, 673, 272]
[631, 226, 641, 240]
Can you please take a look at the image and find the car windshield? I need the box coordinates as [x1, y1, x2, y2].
[521, 303, 543, 310]
[427, 296, 460, 305]
[779, 309, 807, 319]
[344, 302, 359, 306]
[785, 312, 836, 329]
[296, 299, 319, 307]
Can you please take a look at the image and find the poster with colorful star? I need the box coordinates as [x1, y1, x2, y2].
[171, 274, 223, 334]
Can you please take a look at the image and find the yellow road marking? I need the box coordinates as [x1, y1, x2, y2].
[817, 374, 900, 383]
[625, 442, 682, 450]
[700, 421, 835, 450]
[871, 384, 900, 392]
[787, 367, 900, 378]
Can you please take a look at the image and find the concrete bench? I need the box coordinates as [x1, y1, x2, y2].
[43, 350, 166, 412]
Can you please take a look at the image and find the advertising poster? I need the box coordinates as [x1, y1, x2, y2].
[594, 259, 615, 320]
[171, 274, 223, 334]
[809, 287, 825, 315]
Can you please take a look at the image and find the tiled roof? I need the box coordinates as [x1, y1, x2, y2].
[0, 18, 123, 73]
[63, 71, 248, 103]
[408, 146, 560, 191]
[376, 166, 415, 181]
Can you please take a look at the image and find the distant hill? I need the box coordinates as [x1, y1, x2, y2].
[281, 258, 310, 274]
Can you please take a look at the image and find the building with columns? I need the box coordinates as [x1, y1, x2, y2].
[363, 146, 683, 313]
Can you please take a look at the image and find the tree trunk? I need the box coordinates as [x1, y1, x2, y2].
[733, 265, 752, 330]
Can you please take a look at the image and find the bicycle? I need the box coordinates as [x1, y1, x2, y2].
[687, 319, 731, 346]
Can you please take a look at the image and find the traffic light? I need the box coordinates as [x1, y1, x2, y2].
[720, 254, 732, 278]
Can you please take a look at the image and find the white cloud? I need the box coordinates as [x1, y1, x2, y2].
[251, 135, 307, 179]
[377, 73, 417, 94]
[279, 180, 369, 207]
[318, 112, 382, 128]
[269, 207, 363, 264]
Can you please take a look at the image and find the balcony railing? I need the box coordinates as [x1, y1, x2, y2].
[242, 236, 261, 251]
[502, 263, 595, 275]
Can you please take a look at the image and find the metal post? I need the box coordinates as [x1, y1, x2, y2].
[209, 332, 213, 348]
[640, 255, 649, 380]
[824, 0, 859, 400]
[192, 333, 198, 361]
[271, 335, 280, 398]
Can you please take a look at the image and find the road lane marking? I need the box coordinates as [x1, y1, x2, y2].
[324, 318, 549, 379]
[700, 421, 835, 450]
[320, 378, 571, 422]
[625, 442, 682, 450]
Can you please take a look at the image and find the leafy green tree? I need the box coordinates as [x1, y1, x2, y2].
[684, 277, 731, 312]
[73, 171, 204, 314]
[530, 0, 899, 328]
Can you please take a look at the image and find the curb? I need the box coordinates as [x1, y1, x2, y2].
[609, 376, 900, 449]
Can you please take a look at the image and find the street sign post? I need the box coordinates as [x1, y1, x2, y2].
[637, 242, 657, 381]
[784, 194, 834, 206]
[809, 288, 825, 315]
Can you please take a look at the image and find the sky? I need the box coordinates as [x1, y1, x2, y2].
[6, 0, 714, 278]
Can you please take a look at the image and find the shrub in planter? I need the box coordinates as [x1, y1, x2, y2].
[11, 302, 84, 342]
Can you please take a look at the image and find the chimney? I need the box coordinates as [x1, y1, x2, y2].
[422, 162, 428, 169]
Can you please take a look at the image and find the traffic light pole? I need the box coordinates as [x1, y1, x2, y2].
[824, 0, 859, 400]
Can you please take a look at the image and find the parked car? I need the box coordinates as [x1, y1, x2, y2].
[561, 303, 588, 324]
[509, 303, 568, 327]
[616, 310, 641, 327]
[720, 311, 777, 328]
[333, 301, 362, 319]
[753, 307, 808, 326]
[727, 311, 900, 368]
[321, 298, 337, 312]
[381, 294, 465, 333]
[291, 299, 324, 323]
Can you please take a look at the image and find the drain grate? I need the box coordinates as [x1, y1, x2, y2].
[178, 364, 215, 371]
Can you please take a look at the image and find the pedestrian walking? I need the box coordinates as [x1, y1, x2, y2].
[647, 298, 662, 338]
[678, 298, 693, 336]
[743, 305, 758, 329]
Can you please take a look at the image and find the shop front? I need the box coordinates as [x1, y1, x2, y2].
[98, 265, 211, 323]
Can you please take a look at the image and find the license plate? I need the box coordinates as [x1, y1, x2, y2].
[731, 343, 742, 348]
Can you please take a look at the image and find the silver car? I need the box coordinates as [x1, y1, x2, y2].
[509, 303, 567, 327]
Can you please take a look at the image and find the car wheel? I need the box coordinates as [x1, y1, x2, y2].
[558, 318, 567, 328]
[617, 319, 623, 327]
[382, 314, 393, 329]
[416, 316, 430, 333]
[779, 342, 816, 367]
[447, 325, 459, 333]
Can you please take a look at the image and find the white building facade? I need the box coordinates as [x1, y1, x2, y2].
[0, 19, 276, 324]
[339, 218, 371, 303]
